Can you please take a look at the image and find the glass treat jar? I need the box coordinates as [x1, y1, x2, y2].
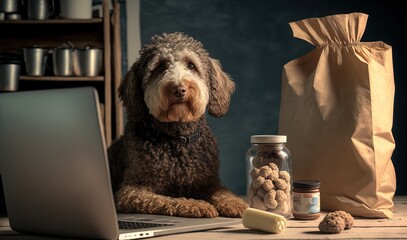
[246, 135, 292, 218]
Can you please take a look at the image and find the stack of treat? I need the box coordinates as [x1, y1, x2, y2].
[248, 162, 291, 216]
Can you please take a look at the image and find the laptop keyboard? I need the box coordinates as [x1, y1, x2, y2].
[118, 220, 174, 230]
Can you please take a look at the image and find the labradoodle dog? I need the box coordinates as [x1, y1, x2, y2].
[108, 32, 248, 218]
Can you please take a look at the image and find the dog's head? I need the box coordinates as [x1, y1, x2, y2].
[119, 32, 235, 123]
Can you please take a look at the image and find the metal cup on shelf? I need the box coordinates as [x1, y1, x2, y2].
[24, 0, 54, 20]
[73, 46, 103, 77]
[0, 0, 21, 20]
[0, 0, 19, 13]
[52, 46, 74, 76]
[22, 47, 50, 76]
[0, 55, 21, 91]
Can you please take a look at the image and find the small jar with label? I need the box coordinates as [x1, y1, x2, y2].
[246, 135, 292, 218]
[292, 180, 321, 220]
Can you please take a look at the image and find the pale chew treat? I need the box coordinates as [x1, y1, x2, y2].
[242, 207, 287, 234]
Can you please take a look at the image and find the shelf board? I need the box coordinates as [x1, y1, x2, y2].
[20, 76, 104, 81]
[0, 18, 103, 25]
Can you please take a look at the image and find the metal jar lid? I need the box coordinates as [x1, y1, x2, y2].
[250, 135, 287, 144]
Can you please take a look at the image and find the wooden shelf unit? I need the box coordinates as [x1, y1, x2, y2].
[0, 0, 123, 146]
[20, 76, 105, 81]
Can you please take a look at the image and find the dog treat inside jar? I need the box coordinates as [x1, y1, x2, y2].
[246, 135, 292, 218]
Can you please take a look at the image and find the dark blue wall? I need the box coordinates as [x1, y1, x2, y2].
[138, 0, 407, 195]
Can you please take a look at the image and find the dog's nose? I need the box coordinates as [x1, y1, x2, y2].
[174, 86, 187, 98]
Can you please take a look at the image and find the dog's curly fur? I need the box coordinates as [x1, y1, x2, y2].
[108, 32, 248, 218]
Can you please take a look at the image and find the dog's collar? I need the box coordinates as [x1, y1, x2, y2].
[176, 130, 201, 144]
[157, 129, 201, 144]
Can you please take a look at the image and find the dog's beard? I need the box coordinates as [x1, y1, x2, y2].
[145, 77, 209, 123]
[166, 102, 193, 122]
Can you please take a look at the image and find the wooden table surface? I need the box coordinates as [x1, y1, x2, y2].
[1, 196, 406, 239]
[154, 196, 407, 240]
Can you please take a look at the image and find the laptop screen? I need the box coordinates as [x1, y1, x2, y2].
[0, 87, 119, 239]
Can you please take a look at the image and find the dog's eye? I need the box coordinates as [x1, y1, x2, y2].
[187, 62, 195, 70]
[154, 62, 167, 73]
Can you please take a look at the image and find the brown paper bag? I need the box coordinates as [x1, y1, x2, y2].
[278, 12, 396, 218]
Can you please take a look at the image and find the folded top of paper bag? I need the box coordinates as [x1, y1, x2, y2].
[289, 12, 368, 46]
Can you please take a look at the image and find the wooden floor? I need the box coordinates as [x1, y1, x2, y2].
[1, 196, 406, 239]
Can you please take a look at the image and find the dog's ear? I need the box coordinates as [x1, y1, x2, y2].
[208, 58, 235, 117]
[118, 59, 148, 123]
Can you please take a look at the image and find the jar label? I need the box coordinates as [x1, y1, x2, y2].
[293, 192, 320, 214]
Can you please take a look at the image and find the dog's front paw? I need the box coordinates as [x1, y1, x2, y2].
[210, 189, 248, 218]
[174, 199, 219, 218]
[216, 196, 248, 218]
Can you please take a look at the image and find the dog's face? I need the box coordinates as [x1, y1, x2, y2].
[120, 32, 235, 123]
[143, 49, 210, 122]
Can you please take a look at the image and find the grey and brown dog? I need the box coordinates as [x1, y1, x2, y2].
[108, 32, 247, 218]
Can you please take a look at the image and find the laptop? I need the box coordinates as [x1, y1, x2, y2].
[0, 87, 240, 239]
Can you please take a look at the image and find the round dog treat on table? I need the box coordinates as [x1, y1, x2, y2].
[325, 211, 354, 230]
[318, 216, 345, 234]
